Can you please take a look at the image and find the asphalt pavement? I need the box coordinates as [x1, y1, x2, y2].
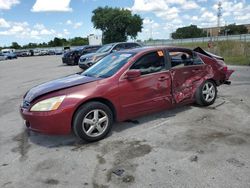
[0, 56, 250, 188]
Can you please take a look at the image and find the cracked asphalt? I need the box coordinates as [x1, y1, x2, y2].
[0, 56, 250, 188]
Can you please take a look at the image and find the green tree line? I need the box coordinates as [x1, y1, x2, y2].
[172, 24, 249, 39]
[0, 37, 89, 50]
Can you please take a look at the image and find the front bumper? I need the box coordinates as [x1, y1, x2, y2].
[62, 57, 75, 65]
[79, 63, 90, 70]
[20, 107, 72, 135]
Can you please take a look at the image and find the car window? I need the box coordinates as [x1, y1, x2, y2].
[82, 46, 99, 54]
[193, 53, 204, 65]
[82, 52, 135, 78]
[169, 50, 197, 68]
[113, 44, 125, 51]
[96, 44, 114, 53]
[130, 51, 165, 75]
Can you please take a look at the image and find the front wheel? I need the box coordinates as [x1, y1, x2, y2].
[195, 80, 217, 106]
[73, 102, 113, 142]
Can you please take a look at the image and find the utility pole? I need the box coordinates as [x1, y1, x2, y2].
[150, 19, 153, 40]
[217, 1, 222, 27]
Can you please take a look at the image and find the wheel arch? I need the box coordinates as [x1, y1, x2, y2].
[71, 97, 117, 130]
[207, 78, 219, 87]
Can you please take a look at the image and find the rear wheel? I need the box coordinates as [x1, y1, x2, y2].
[195, 80, 217, 106]
[73, 102, 113, 142]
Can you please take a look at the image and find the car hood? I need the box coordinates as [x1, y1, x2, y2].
[80, 52, 96, 59]
[24, 74, 102, 102]
[80, 52, 108, 60]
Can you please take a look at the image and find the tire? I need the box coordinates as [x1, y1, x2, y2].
[195, 80, 217, 106]
[73, 102, 113, 142]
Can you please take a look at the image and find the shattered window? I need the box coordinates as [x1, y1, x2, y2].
[130, 51, 165, 75]
[169, 51, 194, 67]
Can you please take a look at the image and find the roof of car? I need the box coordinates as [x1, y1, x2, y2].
[104, 42, 141, 46]
[120, 46, 193, 54]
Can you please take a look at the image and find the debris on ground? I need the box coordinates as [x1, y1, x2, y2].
[112, 169, 125, 176]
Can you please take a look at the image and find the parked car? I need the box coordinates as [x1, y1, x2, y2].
[55, 50, 63, 55]
[78, 42, 142, 69]
[16, 50, 31, 57]
[33, 50, 41, 56]
[47, 50, 55, 55]
[20, 46, 234, 142]
[0, 53, 7, 61]
[62, 45, 101, 65]
[40, 50, 49, 56]
[3, 52, 17, 59]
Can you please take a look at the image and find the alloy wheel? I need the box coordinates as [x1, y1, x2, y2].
[82, 109, 109, 137]
[202, 82, 216, 103]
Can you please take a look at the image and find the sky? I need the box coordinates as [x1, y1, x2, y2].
[0, 0, 250, 46]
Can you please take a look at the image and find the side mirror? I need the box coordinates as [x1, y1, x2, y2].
[124, 70, 141, 80]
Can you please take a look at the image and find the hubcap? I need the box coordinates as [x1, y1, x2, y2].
[82, 109, 109, 137]
[202, 82, 216, 102]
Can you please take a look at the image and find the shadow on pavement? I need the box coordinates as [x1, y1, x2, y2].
[27, 105, 192, 148]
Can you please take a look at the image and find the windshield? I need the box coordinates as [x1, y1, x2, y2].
[82, 52, 135, 78]
[96, 44, 114, 53]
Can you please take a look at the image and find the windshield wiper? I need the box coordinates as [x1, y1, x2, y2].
[83, 73, 95, 77]
[98, 75, 109, 78]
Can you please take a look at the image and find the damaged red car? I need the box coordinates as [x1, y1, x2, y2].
[20, 47, 234, 142]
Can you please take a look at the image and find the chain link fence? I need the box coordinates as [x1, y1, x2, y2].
[143, 34, 250, 65]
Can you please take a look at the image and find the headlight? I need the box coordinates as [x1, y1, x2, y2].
[86, 56, 93, 61]
[93, 56, 102, 62]
[30, 96, 65, 112]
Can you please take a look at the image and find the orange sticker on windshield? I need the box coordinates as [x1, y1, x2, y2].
[157, 51, 164, 56]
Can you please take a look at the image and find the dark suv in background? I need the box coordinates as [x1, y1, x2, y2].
[62, 45, 101, 65]
[78, 42, 142, 69]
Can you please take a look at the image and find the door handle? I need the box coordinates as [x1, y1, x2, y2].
[158, 76, 169, 81]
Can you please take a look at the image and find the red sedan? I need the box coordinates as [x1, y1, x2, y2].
[20, 47, 233, 142]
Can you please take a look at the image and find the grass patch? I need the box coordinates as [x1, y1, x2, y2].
[172, 40, 250, 66]
[224, 56, 250, 66]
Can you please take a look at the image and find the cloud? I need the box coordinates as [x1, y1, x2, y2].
[0, 0, 19, 10]
[131, 0, 169, 12]
[31, 0, 72, 12]
[0, 18, 10, 27]
[131, 0, 199, 13]
[66, 20, 73, 25]
[34, 23, 45, 30]
[0, 19, 70, 39]
[65, 20, 83, 29]
[73, 22, 83, 29]
[182, 1, 199, 10]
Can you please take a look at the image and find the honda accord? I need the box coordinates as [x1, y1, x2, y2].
[20, 47, 233, 142]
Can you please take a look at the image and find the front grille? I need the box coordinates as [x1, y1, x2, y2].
[22, 101, 30, 109]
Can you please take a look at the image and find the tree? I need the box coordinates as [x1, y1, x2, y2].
[47, 37, 68, 47]
[172, 25, 206, 39]
[23, 43, 39, 49]
[69, 37, 88, 46]
[92, 6, 143, 44]
[220, 24, 248, 35]
[10, 42, 21, 49]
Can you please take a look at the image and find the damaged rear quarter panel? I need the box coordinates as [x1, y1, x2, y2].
[170, 64, 214, 104]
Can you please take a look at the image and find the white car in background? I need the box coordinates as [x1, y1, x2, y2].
[0, 53, 7, 61]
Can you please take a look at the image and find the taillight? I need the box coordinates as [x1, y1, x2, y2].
[222, 66, 228, 72]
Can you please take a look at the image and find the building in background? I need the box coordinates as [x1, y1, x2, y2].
[88, 34, 102, 45]
[203, 24, 250, 37]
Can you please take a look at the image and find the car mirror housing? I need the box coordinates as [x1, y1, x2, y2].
[124, 70, 141, 80]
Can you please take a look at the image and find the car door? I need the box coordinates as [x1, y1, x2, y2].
[167, 49, 207, 103]
[119, 50, 172, 117]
